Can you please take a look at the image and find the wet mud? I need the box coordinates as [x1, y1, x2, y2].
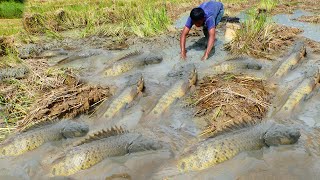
[274, 10, 320, 42]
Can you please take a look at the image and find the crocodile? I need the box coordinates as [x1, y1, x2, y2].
[212, 60, 263, 74]
[104, 50, 143, 65]
[147, 66, 197, 118]
[103, 76, 144, 119]
[278, 71, 320, 114]
[104, 53, 163, 77]
[176, 121, 300, 173]
[49, 126, 163, 176]
[206, 58, 264, 79]
[0, 66, 29, 81]
[39, 49, 68, 58]
[271, 41, 306, 79]
[0, 120, 89, 157]
[56, 49, 141, 67]
[55, 49, 103, 66]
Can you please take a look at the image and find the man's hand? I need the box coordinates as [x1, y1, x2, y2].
[181, 50, 187, 60]
[201, 54, 208, 61]
[202, 28, 216, 61]
[180, 26, 190, 61]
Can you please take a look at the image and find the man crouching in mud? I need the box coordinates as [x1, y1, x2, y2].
[180, 1, 224, 61]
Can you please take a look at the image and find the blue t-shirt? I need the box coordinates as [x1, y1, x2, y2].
[185, 1, 223, 30]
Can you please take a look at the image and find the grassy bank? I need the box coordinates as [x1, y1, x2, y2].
[0, 1, 24, 18]
[23, 0, 198, 38]
[23, 0, 254, 38]
[0, 19, 22, 36]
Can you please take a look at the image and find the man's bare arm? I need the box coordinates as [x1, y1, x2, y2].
[202, 28, 215, 61]
[180, 26, 190, 60]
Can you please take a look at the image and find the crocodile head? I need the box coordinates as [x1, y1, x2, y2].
[263, 124, 301, 146]
[188, 67, 197, 87]
[298, 45, 307, 59]
[136, 76, 144, 93]
[314, 69, 320, 83]
[144, 55, 163, 64]
[128, 135, 163, 153]
[61, 121, 89, 138]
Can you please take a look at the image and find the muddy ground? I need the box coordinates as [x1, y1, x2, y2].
[0, 9, 320, 180]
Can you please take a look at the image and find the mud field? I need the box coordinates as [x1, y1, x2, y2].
[1, 8, 320, 180]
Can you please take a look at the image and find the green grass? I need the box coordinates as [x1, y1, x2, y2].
[22, 0, 260, 38]
[0, 19, 22, 36]
[220, 0, 247, 3]
[0, 1, 24, 18]
[130, 7, 171, 37]
[224, 8, 276, 58]
[258, 0, 279, 11]
[23, 0, 202, 38]
[0, 46, 21, 67]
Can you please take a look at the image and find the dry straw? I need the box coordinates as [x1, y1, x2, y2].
[17, 84, 111, 132]
[185, 73, 271, 138]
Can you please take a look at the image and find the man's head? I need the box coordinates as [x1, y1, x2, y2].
[190, 7, 205, 27]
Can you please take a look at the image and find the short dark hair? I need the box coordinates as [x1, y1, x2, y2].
[190, 8, 205, 21]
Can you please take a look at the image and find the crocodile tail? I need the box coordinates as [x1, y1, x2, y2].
[73, 126, 128, 146]
[17, 118, 60, 132]
[188, 66, 197, 86]
[201, 118, 263, 138]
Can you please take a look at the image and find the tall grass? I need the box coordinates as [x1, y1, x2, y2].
[0, 1, 24, 18]
[258, 0, 279, 11]
[130, 7, 171, 37]
[0, 19, 22, 36]
[224, 8, 276, 58]
[23, 0, 201, 38]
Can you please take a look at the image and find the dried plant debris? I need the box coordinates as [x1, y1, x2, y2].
[185, 73, 271, 138]
[304, 38, 320, 54]
[0, 59, 78, 127]
[293, 15, 320, 24]
[272, 0, 320, 14]
[0, 36, 14, 57]
[17, 84, 111, 132]
[23, 13, 46, 34]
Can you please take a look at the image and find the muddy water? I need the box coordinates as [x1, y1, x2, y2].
[1, 14, 320, 180]
[273, 10, 320, 42]
[238, 9, 320, 42]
